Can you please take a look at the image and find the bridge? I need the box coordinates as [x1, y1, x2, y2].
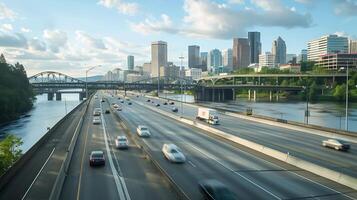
[1, 91, 356, 200]
[29, 71, 306, 102]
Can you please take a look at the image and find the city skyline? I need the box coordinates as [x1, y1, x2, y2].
[0, 0, 357, 76]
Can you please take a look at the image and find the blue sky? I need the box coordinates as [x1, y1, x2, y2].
[0, 0, 357, 76]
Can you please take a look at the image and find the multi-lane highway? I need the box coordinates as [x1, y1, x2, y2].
[108, 93, 357, 200]
[129, 93, 357, 178]
[60, 94, 176, 200]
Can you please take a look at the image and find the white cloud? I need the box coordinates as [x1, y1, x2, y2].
[98, 0, 139, 15]
[228, 0, 245, 4]
[75, 31, 106, 49]
[0, 3, 17, 20]
[333, 0, 357, 16]
[28, 37, 47, 51]
[43, 29, 68, 53]
[131, 0, 312, 39]
[21, 28, 31, 33]
[0, 31, 28, 48]
[2, 24, 13, 31]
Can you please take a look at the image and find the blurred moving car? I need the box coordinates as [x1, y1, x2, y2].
[113, 104, 119, 109]
[156, 103, 160, 107]
[137, 125, 151, 137]
[93, 108, 101, 116]
[117, 107, 122, 111]
[128, 102, 132, 105]
[172, 107, 178, 112]
[115, 136, 129, 149]
[101, 98, 105, 102]
[120, 100, 124, 103]
[169, 102, 174, 105]
[322, 139, 350, 151]
[89, 151, 105, 166]
[147, 99, 151, 102]
[163, 102, 168, 105]
[92, 116, 101, 125]
[105, 109, 110, 114]
[162, 144, 186, 163]
[199, 179, 237, 200]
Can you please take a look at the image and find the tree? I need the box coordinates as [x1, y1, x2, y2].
[333, 84, 346, 101]
[0, 54, 6, 64]
[308, 81, 318, 100]
[300, 61, 315, 72]
[0, 134, 23, 175]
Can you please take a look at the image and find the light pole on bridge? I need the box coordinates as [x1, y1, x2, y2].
[85, 65, 101, 99]
[179, 55, 184, 117]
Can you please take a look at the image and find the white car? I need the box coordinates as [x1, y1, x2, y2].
[162, 144, 186, 163]
[113, 104, 119, 109]
[93, 108, 101, 116]
[115, 136, 129, 149]
[322, 139, 350, 151]
[137, 125, 151, 137]
[92, 116, 101, 125]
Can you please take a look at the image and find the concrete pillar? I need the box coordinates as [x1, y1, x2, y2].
[253, 90, 256, 102]
[48, 92, 54, 101]
[55, 92, 62, 101]
[276, 91, 279, 101]
[222, 89, 225, 101]
[212, 89, 215, 102]
[248, 89, 251, 101]
[269, 91, 272, 101]
[232, 89, 236, 101]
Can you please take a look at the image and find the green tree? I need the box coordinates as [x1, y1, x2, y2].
[308, 81, 318, 100]
[0, 134, 23, 175]
[300, 61, 315, 72]
[333, 84, 346, 101]
[0, 54, 6, 64]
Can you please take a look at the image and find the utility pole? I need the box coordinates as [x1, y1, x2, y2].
[179, 55, 184, 117]
[85, 65, 101, 99]
[345, 60, 349, 131]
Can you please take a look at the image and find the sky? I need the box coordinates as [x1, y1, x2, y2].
[0, 0, 357, 77]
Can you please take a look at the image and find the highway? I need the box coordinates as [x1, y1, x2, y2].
[109, 93, 357, 200]
[130, 93, 357, 178]
[60, 93, 176, 200]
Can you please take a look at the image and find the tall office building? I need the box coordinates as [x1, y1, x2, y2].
[222, 48, 233, 70]
[151, 41, 167, 77]
[286, 54, 297, 64]
[207, 49, 222, 72]
[200, 52, 208, 71]
[349, 40, 357, 53]
[272, 36, 286, 65]
[248, 32, 261, 64]
[127, 55, 134, 70]
[259, 52, 276, 68]
[307, 34, 348, 61]
[233, 38, 250, 70]
[298, 49, 308, 63]
[188, 45, 200, 68]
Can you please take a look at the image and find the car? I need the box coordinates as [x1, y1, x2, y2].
[136, 95, 139, 98]
[128, 102, 132, 105]
[93, 108, 101, 116]
[199, 179, 237, 200]
[172, 107, 178, 112]
[151, 101, 154, 104]
[137, 125, 151, 137]
[120, 100, 124, 103]
[92, 116, 101, 125]
[89, 151, 105, 166]
[111, 103, 115, 105]
[162, 144, 186, 163]
[117, 107, 122, 111]
[156, 103, 160, 107]
[113, 104, 119, 109]
[322, 139, 350, 151]
[101, 98, 105, 102]
[147, 99, 151, 102]
[94, 95, 98, 99]
[118, 97, 121, 100]
[115, 136, 129, 149]
[163, 102, 168, 105]
[105, 109, 110, 114]
[169, 102, 175, 105]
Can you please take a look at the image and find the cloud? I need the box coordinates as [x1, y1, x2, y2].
[131, 0, 312, 39]
[2, 24, 13, 31]
[0, 3, 17, 20]
[28, 37, 47, 51]
[228, 0, 244, 4]
[98, 0, 139, 15]
[332, 0, 357, 16]
[0, 31, 28, 48]
[75, 31, 106, 49]
[43, 29, 68, 53]
[21, 28, 31, 33]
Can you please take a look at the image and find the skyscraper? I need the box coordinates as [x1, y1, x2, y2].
[349, 40, 357, 53]
[188, 45, 200, 68]
[298, 49, 308, 63]
[307, 35, 348, 61]
[127, 55, 134, 70]
[233, 38, 250, 70]
[222, 48, 233, 71]
[151, 41, 167, 77]
[272, 36, 286, 65]
[248, 32, 261, 64]
[207, 49, 222, 72]
[200, 52, 208, 71]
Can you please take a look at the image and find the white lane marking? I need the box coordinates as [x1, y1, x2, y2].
[188, 161, 196, 168]
[22, 147, 56, 200]
[100, 103, 131, 200]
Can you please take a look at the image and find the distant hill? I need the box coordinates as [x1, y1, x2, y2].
[77, 75, 103, 82]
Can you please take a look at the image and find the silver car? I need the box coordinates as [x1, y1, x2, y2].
[115, 136, 129, 149]
[162, 144, 186, 163]
[92, 116, 101, 125]
[137, 125, 151, 137]
[322, 139, 350, 151]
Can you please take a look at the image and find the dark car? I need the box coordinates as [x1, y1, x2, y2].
[147, 99, 151, 102]
[118, 97, 121, 100]
[169, 102, 174, 105]
[172, 107, 178, 112]
[163, 102, 168, 105]
[128, 102, 132, 105]
[156, 103, 160, 107]
[199, 180, 237, 200]
[105, 109, 110, 114]
[89, 151, 105, 166]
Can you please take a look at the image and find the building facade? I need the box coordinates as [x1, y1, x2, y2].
[233, 38, 250, 70]
[315, 53, 357, 70]
[151, 41, 167, 77]
[298, 49, 308, 63]
[307, 35, 348, 61]
[127, 55, 134, 70]
[185, 68, 202, 80]
[200, 52, 208, 71]
[222, 48, 233, 71]
[207, 49, 222, 72]
[259, 52, 276, 68]
[160, 62, 180, 78]
[188, 45, 200, 68]
[286, 54, 297, 64]
[272, 36, 286, 65]
[349, 40, 357, 53]
[248, 31, 261, 64]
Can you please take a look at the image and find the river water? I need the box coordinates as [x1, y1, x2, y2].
[162, 93, 357, 132]
[0, 94, 81, 152]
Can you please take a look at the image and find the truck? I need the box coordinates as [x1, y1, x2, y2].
[196, 107, 219, 125]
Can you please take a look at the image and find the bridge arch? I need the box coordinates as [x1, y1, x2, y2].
[28, 71, 84, 83]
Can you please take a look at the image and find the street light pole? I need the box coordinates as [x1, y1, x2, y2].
[85, 65, 101, 99]
[179, 55, 184, 117]
[345, 61, 349, 131]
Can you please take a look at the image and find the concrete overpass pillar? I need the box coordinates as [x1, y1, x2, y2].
[269, 91, 272, 101]
[276, 91, 279, 101]
[248, 90, 251, 101]
[55, 92, 62, 101]
[48, 92, 54, 101]
[232, 89, 236, 101]
[212, 89, 215, 102]
[253, 90, 256, 102]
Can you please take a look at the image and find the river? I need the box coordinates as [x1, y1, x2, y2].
[0, 94, 81, 152]
[161, 93, 357, 132]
